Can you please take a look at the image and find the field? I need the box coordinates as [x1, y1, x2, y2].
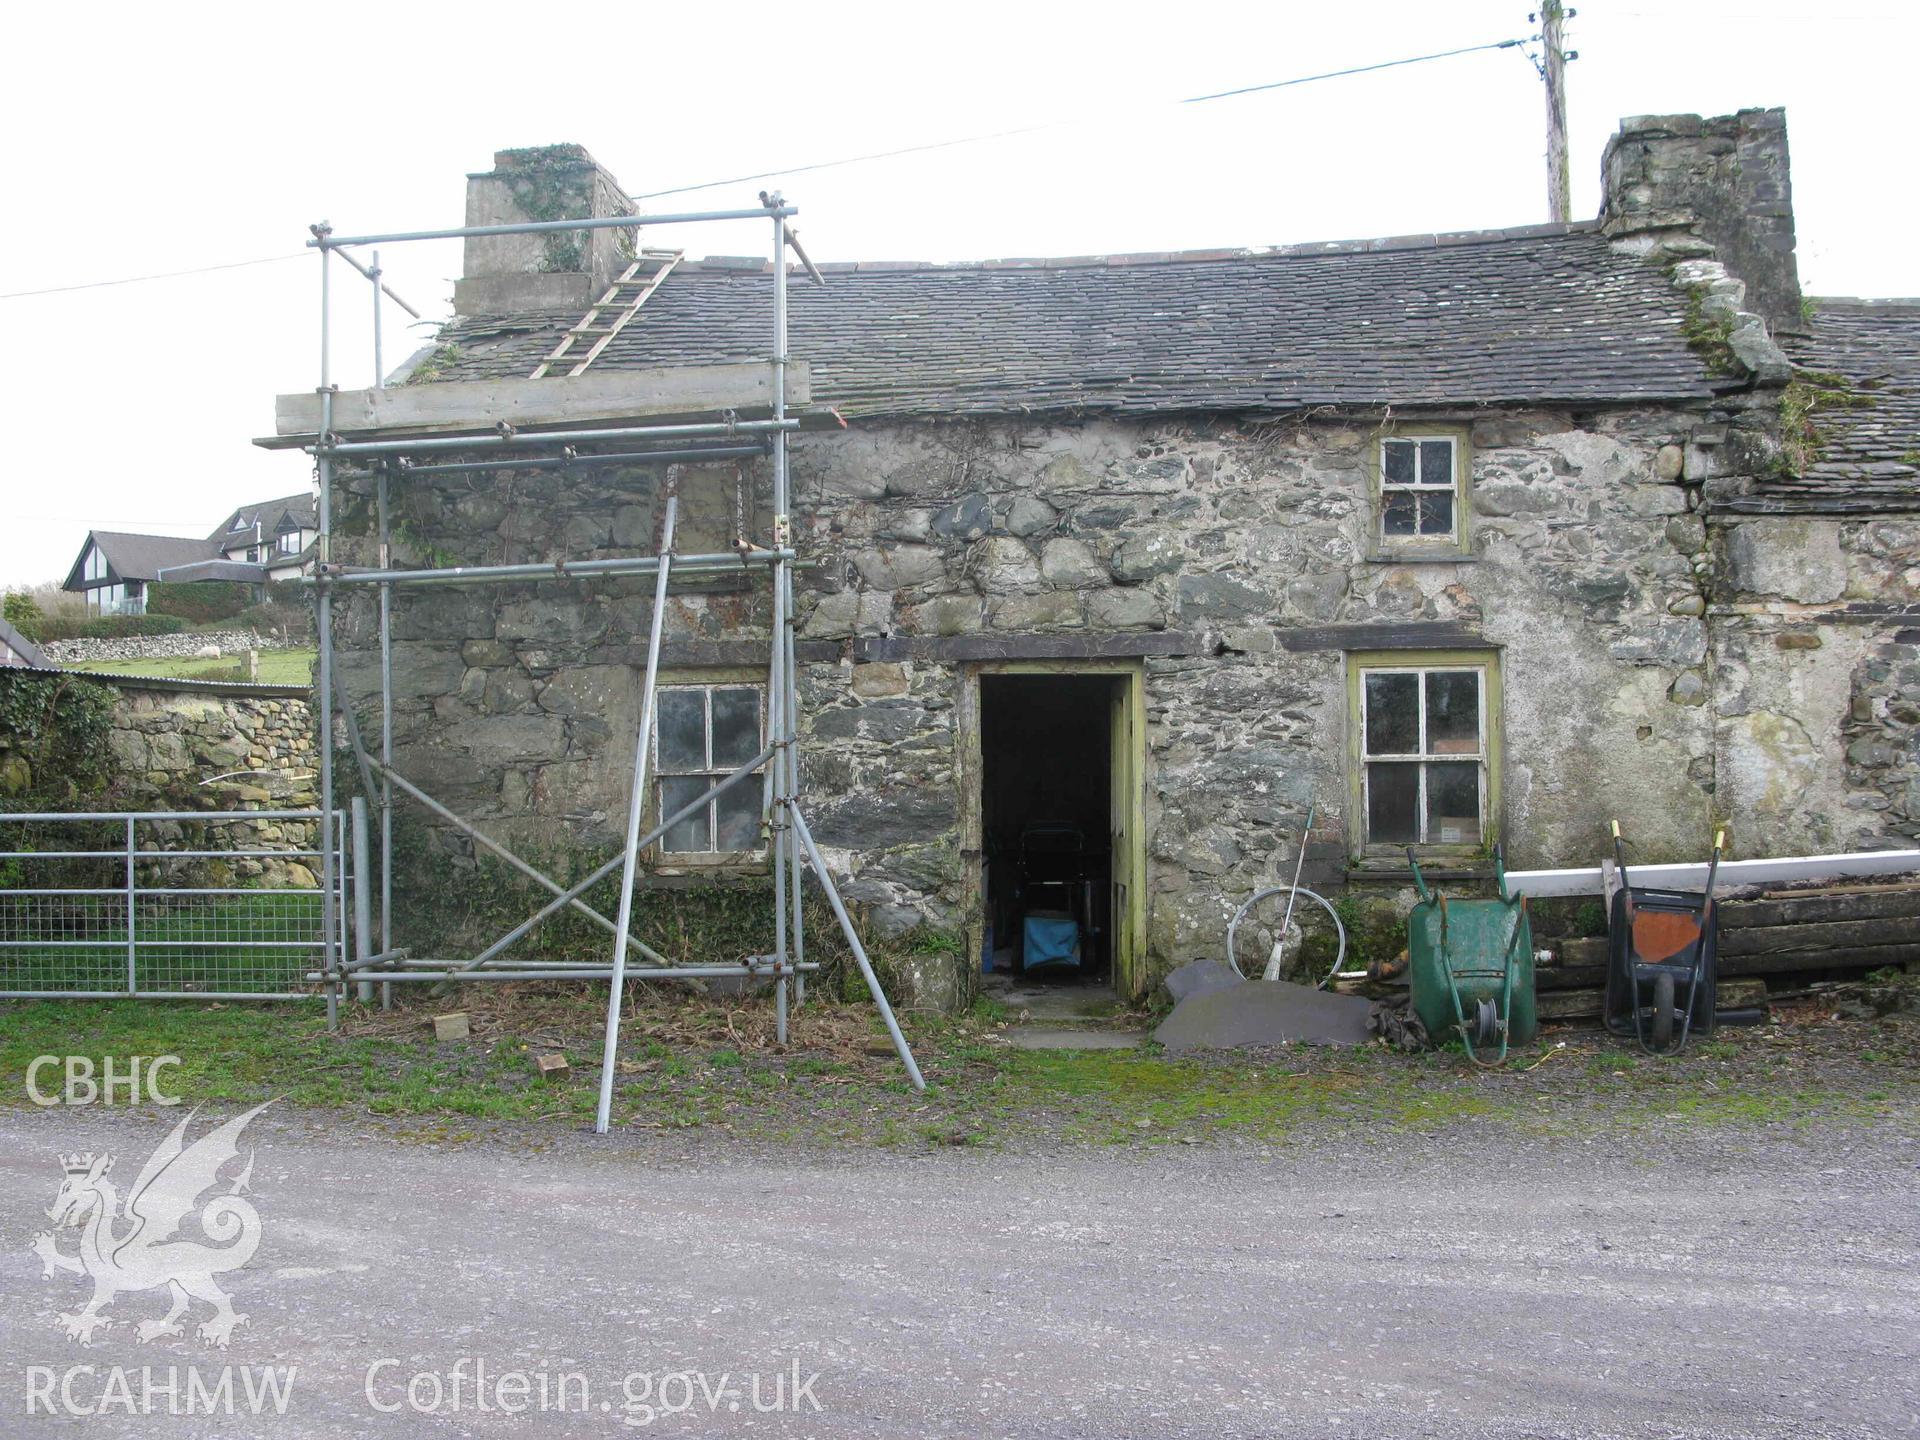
[68, 648, 316, 686]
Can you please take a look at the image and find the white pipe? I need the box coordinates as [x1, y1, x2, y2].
[1505, 848, 1920, 899]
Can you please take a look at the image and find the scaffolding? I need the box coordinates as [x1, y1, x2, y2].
[292, 196, 924, 1131]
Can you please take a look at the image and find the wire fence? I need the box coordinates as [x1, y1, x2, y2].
[0, 810, 347, 999]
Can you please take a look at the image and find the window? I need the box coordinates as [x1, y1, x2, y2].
[247, 545, 263, 563]
[1373, 430, 1469, 556]
[1350, 653, 1498, 852]
[86, 582, 143, 617]
[655, 685, 765, 854]
[83, 544, 106, 584]
[277, 529, 302, 556]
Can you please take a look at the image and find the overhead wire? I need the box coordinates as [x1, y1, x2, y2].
[636, 38, 1531, 200]
[0, 252, 307, 301]
[0, 36, 1534, 300]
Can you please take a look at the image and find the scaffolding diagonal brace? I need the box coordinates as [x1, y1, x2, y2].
[595, 496, 679, 1134]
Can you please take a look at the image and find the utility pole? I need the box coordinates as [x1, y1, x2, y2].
[1540, 3, 1572, 224]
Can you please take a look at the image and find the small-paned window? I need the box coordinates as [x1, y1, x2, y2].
[655, 685, 765, 854]
[1357, 661, 1490, 849]
[1379, 435, 1460, 545]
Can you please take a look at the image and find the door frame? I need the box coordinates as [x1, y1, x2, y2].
[958, 659, 1148, 1000]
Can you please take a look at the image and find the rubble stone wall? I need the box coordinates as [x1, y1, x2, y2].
[1708, 514, 1920, 855]
[42, 630, 293, 665]
[1, 680, 321, 883]
[104, 686, 318, 812]
[330, 400, 1835, 997]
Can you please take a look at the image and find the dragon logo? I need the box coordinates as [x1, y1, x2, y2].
[31, 1101, 272, 1348]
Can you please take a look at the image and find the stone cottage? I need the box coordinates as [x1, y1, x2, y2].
[282, 111, 1918, 1008]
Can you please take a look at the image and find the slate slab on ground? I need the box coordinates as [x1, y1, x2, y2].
[1162, 958, 1244, 1004]
[1154, 977, 1373, 1052]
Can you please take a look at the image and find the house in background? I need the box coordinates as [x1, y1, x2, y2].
[62, 531, 227, 617]
[62, 491, 317, 615]
[191, 493, 320, 580]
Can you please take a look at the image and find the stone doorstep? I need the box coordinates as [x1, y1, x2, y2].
[1004, 1028, 1144, 1051]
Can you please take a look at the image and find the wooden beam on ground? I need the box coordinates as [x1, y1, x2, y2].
[1721, 885, 1920, 930]
[261, 362, 812, 449]
[1718, 917, 1918, 956]
[1537, 977, 1767, 1023]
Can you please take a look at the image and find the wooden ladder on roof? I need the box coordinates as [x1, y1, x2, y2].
[528, 248, 683, 379]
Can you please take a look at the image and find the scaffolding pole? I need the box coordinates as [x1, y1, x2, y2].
[320, 418, 799, 459]
[302, 194, 926, 1118]
[376, 468, 393, 1010]
[314, 548, 790, 589]
[315, 246, 343, 1030]
[594, 496, 678, 1134]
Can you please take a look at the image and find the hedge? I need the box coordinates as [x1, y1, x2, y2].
[29, 613, 189, 642]
[147, 581, 252, 625]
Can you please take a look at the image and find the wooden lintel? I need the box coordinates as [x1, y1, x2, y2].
[261, 362, 812, 450]
[852, 632, 1200, 664]
[589, 640, 838, 669]
[1276, 622, 1490, 654]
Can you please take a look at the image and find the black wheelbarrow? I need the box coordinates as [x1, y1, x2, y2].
[1602, 823, 1723, 1055]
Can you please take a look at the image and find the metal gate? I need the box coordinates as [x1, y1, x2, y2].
[0, 808, 348, 999]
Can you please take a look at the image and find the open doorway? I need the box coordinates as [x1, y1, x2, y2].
[978, 669, 1141, 997]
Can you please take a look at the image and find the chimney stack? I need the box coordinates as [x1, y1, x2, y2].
[452, 144, 635, 317]
[1600, 108, 1803, 333]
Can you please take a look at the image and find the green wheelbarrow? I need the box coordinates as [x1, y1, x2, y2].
[1405, 846, 1537, 1064]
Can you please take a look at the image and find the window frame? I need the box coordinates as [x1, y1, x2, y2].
[1346, 649, 1502, 860]
[651, 680, 768, 861]
[1367, 424, 1472, 560]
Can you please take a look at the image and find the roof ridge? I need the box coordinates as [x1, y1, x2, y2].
[671, 220, 1603, 278]
[89, 528, 210, 542]
[1807, 296, 1920, 310]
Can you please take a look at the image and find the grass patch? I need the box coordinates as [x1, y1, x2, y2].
[1779, 368, 1877, 476]
[69, 649, 315, 686]
[1, 892, 324, 995]
[1, 992, 1913, 1148]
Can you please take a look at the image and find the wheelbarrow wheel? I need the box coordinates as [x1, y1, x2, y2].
[1652, 972, 1675, 1051]
[1475, 998, 1500, 1047]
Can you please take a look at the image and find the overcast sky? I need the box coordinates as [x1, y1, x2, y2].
[3, 0, 1913, 589]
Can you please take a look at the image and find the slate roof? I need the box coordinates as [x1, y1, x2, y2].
[1739, 301, 1920, 514]
[430, 223, 1722, 418]
[208, 491, 316, 545]
[63, 530, 219, 590]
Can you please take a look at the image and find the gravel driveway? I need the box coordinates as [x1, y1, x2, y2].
[2, 1103, 1914, 1438]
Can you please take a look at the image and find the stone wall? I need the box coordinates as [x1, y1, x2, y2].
[103, 685, 318, 811]
[42, 630, 294, 665]
[332, 392, 1839, 997]
[1709, 514, 1920, 854]
[1, 678, 320, 882]
[787, 413, 1731, 976]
